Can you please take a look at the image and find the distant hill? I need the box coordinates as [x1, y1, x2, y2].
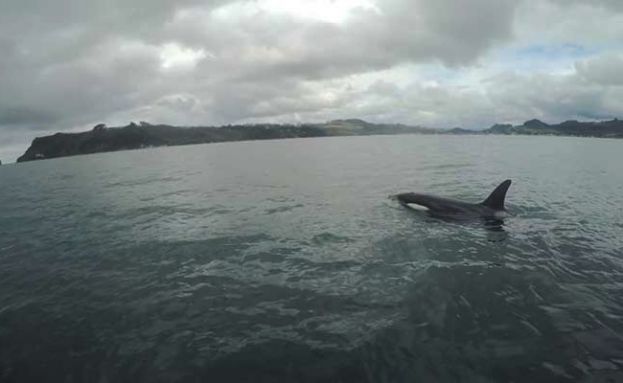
[16, 118, 623, 163]
[482, 118, 623, 138]
[16, 120, 434, 163]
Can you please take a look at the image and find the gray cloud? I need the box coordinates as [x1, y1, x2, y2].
[552, 0, 623, 12]
[0, 107, 59, 126]
[576, 53, 623, 86]
[1, 0, 622, 162]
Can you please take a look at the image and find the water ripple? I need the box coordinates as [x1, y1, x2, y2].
[1, 135, 622, 382]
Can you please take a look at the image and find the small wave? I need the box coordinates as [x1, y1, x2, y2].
[265, 204, 304, 215]
[103, 175, 182, 189]
[311, 232, 354, 245]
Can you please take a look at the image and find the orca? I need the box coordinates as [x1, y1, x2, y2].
[395, 180, 512, 221]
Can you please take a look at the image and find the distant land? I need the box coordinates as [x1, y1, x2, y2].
[16, 118, 623, 163]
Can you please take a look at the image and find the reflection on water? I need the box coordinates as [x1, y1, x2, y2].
[1, 135, 622, 382]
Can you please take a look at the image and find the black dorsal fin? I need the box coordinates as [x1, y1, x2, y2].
[481, 180, 512, 210]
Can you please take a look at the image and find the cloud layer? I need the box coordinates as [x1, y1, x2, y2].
[1, 0, 623, 161]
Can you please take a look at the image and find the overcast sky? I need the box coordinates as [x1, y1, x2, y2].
[1, 0, 623, 161]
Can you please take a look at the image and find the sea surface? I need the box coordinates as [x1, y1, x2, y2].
[1, 135, 622, 382]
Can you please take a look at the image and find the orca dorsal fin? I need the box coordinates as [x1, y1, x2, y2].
[481, 180, 512, 210]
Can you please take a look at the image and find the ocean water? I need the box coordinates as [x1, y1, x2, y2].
[1, 135, 622, 382]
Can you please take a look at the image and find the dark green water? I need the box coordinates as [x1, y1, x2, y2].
[1, 135, 622, 382]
